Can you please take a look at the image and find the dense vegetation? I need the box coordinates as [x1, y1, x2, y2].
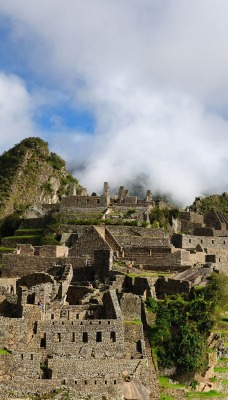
[147, 273, 228, 373]
[149, 207, 180, 229]
[189, 193, 228, 215]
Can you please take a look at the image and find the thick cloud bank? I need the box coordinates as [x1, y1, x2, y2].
[0, 1, 228, 205]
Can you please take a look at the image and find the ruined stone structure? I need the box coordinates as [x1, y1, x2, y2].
[0, 265, 159, 399]
[1, 183, 228, 398]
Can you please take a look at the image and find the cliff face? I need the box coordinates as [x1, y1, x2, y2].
[0, 137, 78, 219]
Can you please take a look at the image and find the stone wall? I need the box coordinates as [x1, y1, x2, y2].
[1, 254, 91, 278]
[37, 318, 124, 357]
[155, 276, 191, 298]
[60, 195, 110, 211]
[179, 211, 204, 224]
[172, 234, 228, 250]
[93, 249, 113, 279]
[119, 293, 142, 320]
[69, 226, 110, 262]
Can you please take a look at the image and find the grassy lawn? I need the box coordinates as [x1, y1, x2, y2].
[186, 390, 227, 398]
[127, 272, 172, 278]
[214, 367, 228, 373]
[160, 394, 176, 400]
[124, 319, 142, 325]
[16, 228, 44, 232]
[3, 235, 42, 239]
[159, 376, 186, 389]
[0, 247, 15, 252]
[0, 348, 11, 355]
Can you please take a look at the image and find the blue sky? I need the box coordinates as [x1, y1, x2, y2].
[0, 0, 228, 205]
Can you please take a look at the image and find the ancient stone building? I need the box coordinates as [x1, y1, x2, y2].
[0, 264, 160, 399]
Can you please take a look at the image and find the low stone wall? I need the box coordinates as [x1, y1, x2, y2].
[155, 276, 191, 298]
[1, 254, 92, 278]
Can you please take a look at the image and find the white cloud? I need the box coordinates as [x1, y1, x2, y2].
[0, 1, 228, 205]
[0, 73, 36, 151]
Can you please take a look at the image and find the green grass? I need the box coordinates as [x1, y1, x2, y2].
[221, 379, 228, 384]
[219, 358, 228, 362]
[0, 247, 15, 252]
[15, 228, 44, 232]
[159, 376, 186, 389]
[0, 348, 11, 355]
[160, 394, 176, 400]
[3, 235, 41, 239]
[126, 272, 172, 278]
[186, 391, 226, 398]
[214, 367, 228, 373]
[124, 319, 142, 325]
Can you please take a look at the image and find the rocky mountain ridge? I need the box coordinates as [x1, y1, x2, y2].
[0, 137, 78, 219]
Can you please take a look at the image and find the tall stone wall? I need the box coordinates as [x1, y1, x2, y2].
[93, 249, 113, 279]
[37, 318, 124, 357]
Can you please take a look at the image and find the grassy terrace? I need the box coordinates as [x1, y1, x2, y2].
[185, 391, 227, 398]
[126, 271, 172, 278]
[0, 247, 15, 252]
[0, 348, 11, 355]
[3, 235, 42, 239]
[124, 319, 142, 325]
[159, 376, 186, 389]
[15, 228, 44, 234]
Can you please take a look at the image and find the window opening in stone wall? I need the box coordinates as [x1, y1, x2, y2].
[105, 380, 107, 385]
[67, 310, 70, 319]
[21, 354, 23, 360]
[75, 380, 77, 384]
[201, 239, 203, 244]
[110, 331, 116, 342]
[96, 331, 102, 342]
[85, 380, 87, 384]
[114, 380, 117, 384]
[27, 293, 35, 304]
[83, 332, 88, 343]
[76, 314, 79, 319]
[94, 380, 97, 384]
[212, 240, 214, 244]
[33, 321, 37, 334]
[97, 199, 100, 204]
[40, 333, 46, 348]
[31, 354, 33, 360]
[224, 241, 226, 244]
[108, 321, 110, 325]
[51, 314, 54, 319]
[57, 333, 61, 342]
[62, 379, 66, 385]
[62, 321, 64, 325]
[189, 239, 191, 243]
[72, 332, 75, 342]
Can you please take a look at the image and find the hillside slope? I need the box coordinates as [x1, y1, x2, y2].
[189, 193, 228, 215]
[0, 137, 78, 219]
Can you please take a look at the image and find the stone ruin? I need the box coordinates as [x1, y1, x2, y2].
[0, 183, 228, 398]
